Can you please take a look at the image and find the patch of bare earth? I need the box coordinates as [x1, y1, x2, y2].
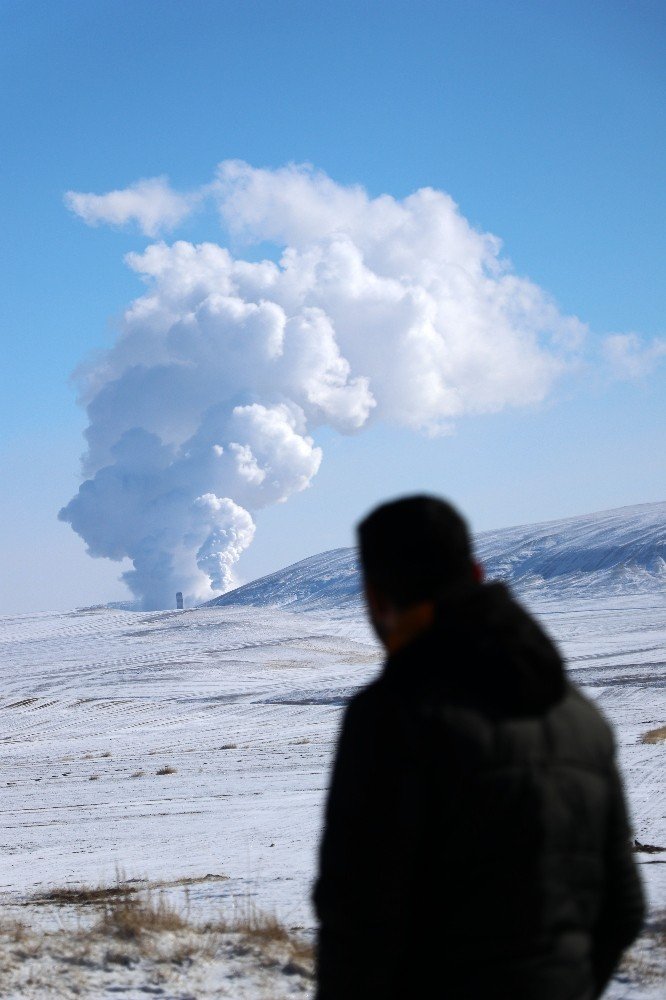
[0, 877, 313, 998]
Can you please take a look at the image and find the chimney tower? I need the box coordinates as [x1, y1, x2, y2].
[176, 591, 183, 610]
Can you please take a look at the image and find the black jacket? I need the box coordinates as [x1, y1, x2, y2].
[314, 583, 644, 999]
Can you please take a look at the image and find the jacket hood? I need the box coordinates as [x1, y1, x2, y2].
[384, 582, 566, 718]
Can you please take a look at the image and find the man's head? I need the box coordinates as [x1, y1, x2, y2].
[358, 495, 480, 649]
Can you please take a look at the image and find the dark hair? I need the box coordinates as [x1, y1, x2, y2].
[357, 495, 474, 608]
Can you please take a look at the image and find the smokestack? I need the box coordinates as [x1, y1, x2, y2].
[176, 591, 183, 610]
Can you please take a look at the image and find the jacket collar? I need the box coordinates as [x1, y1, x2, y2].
[382, 582, 566, 718]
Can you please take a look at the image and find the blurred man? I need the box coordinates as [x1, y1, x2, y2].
[314, 495, 644, 999]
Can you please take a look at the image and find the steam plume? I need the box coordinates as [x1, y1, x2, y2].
[61, 161, 586, 609]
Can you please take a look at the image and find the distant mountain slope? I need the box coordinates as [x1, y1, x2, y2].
[476, 501, 665, 597]
[205, 501, 665, 613]
[207, 547, 363, 613]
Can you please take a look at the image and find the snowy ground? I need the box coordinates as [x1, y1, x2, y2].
[1, 588, 664, 997]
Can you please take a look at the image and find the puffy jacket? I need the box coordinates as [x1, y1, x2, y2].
[314, 582, 644, 999]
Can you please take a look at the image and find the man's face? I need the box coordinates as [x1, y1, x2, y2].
[363, 581, 393, 647]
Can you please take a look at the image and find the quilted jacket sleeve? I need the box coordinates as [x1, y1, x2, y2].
[591, 767, 645, 997]
[313, 689, 424, 1000]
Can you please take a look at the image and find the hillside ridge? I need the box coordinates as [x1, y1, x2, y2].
[205, 500, 665, 613]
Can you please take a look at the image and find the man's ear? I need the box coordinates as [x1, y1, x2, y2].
[472, 561, 484, 583]
[364, 581, 385, 615]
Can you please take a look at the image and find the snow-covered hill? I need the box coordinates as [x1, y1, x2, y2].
[207, 547, 362, 613]
[207, 500, 665, 612]
[2, 501, 665, 998]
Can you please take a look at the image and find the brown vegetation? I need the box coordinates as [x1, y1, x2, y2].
[214, 903, 290, 944]
[3, 876, 315, 997]
[212, 900, 313, 970]
[0, 919, 27, 944]
[33, 882, 138, 906]
[619, 909, 666, 985]
[18, 876, 314, 988]
[96, 889, 188, 940]
[156, 765, 177, 775]
[639, 724, 666, 744]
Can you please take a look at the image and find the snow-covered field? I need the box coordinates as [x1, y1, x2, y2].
[1, 502, 664, 997]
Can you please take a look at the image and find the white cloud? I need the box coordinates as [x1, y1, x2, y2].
[64, 176, 196, 237]
[62, 161, 590, 608]
[602, 333, 666, 381]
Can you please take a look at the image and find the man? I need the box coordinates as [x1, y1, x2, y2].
[314, 495, 644, 999]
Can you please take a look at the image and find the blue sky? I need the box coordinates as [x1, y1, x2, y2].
[1, 0, 664, 612]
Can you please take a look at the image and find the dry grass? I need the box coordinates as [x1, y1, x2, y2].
[219, 743, 238, 750]
[156, 765, 177, 775]
[32, 877, 188, 942]
[215, 904, 290, 944]
[2, 863, 317, 998]
[130, 770, 146, 778]
[22, 876, 314, 984]
[640, 724, 666, 744]
[619, 910, 666, 984]
[149, 874, 229, 890]
[0, 918, 28, 944]
[96, 890, 188, 941]
[211, 900, 313, 972]
[89, 774, 100, 781]
[33, 882, 138, 906]
[288, 938, 314, 969]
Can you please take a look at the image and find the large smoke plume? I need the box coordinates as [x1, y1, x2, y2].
[60, 161, 588, 609]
